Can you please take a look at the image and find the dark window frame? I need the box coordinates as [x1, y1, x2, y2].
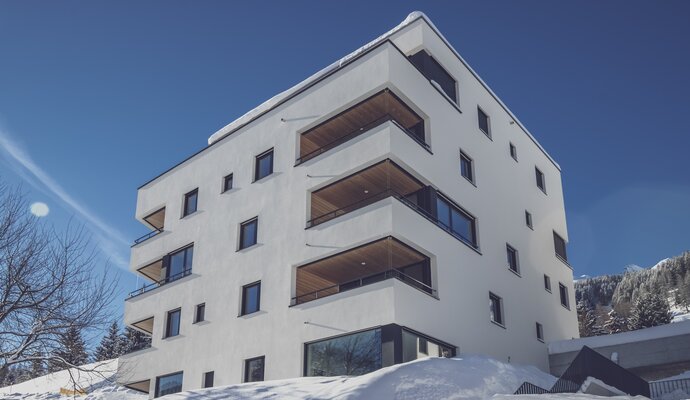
[407, 50, 458, 103]
[459, 149, 475, 184]
[506, 244, 520, 275]
[182, 188, 198, 217]
[544, 274, 552, 293]
[223, 173, 234, 193]
[536, 322, 544, 342]
[164, 308, 181, 338]
[202, 371, 214, 388]
[194, 303, 205, 323]
[553, 231, 568, 263]
[535, 167, 546, 193]
[559, 283, 570, 309]
[238, 217, 259, 250]
[163, 244, 194, 280]
[435, 193, 478, 248]
[510, 142, 518, 161]
[489, 292, 504, 327]
[244, 356, 265, 383]
[155, 371, 183, 398]
[477, 106, 491, 138]
[525, 211, 533, 229]
[241, 281, 261, 316]
[253, 148, 274, 182]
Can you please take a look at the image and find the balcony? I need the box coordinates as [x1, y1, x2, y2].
[308, 159, 425, 227]
[130, 316, 154, 335]
[296, 89, 427, 164]
[128, 244, 194, 299]
[133, 207, 165, 246]
[292, 236, 434, 305]
[127, 268, 191, 299]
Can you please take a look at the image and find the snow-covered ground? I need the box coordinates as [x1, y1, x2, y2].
[0, 355, 649, 399]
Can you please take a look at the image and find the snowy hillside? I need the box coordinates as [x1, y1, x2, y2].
[0, 355, 649, 399]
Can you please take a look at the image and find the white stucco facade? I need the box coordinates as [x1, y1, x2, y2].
[118, 13, 579, 397]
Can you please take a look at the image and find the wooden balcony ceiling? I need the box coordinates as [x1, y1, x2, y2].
[300, 90, 423, 157]
[132, 316, 154, 335]
[124, 379, 150, 394]
[137, 259, 163, 282]
[143, 207, 165, 230]
[296, 237, 426, 297]
[311, 160, 424, 219]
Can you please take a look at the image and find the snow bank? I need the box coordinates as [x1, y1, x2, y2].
[549, 319, 690, 354]
[167, 355, 556, 400]
[0, 359, 145, 400]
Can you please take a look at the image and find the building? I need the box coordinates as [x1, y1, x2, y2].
[118, 11, 579, 397]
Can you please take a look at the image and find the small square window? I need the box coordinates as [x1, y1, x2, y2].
[223, 174, 234, 192]
[165, 309, 181, 338]
[254, 149, 274, 181]
[510, 143, 518, 161]
[477, 107, 490, 137]
[525, 211, 533, 229]
[544, 275, 552, 292]
[553, 231, 568, 262]
[244, 356, 265, 382]
[183, 189, 198, 217]
[506, 244, 519, 274]
[459, 150, 474, 184]
[536, 322, 544, 341]
[559, 283, 570, 309]
[489, 292, 504, 326]
[241, 281, 261, 316]
[239, 217, 258, 250]
[203, 371, 214, 388]
[535, 167, 546, 193]
[194, 303, 205, 323]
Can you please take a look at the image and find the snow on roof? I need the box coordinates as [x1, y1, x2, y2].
[207, 11, 426, 145]
[548, 320, 690, 355]
[206, 11, 561, 170]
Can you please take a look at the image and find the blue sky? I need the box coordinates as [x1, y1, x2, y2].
[1, 0, 689, 312]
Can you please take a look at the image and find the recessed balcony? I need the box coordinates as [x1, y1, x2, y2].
[292, 236, 434, 306]
[133, 207, 165, 246]
[131, 316, 154, 335]
[308, 159, 426, 227]
[128, 245, 194, 299]
[297, 89, 428, 164]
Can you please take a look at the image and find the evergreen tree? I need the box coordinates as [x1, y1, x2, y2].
[603, 309, 628, 334]
[53, 327, 89, 369]
[119, 327, 151, 355]
[94, 321, 122, 361]
[30, 354, 45, 379]
[577, 301, 598, 337]
[628, 291, 672, 330]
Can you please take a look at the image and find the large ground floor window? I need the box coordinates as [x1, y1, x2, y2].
[304, 324, 455, 377]
[155, 371, 183, 398]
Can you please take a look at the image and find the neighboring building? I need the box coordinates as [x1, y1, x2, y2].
[118, 11, 578, 397]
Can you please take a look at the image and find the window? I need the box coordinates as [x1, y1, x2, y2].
[165, 309, 181, 338]
[544, 274, 552, 292]
[408, 50, 457, 102]
[510, 143, 518, 161]
[559, 283, 569, 309]
[241, 282, 261, 316]
[459, 150, 474, 184]
[418, 338, 428, 355]
[401, 329, 453, 363]
[477, 107, 490, 137]
[194, 303, 205, 323]
[506, 244, 519, 274]
[202, 371, 214, 388]
[553, 231, 568, 262]
[535, 167, 546, 193]
[223, 173, 234, 192]
[165, 245, 193, 280]
[435, 195, 477, 247]
[244, 356, 265, 382]
[525, 211, 533, 229]
[306, 329, 382, 376]
[155, 371, 183, 398]
[254, 148, 274, 181]
[183, 189, 198, 217]
[489, 292, 504, 326]
[536, 323, 544, 342]
[239, 217, 258, 250]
